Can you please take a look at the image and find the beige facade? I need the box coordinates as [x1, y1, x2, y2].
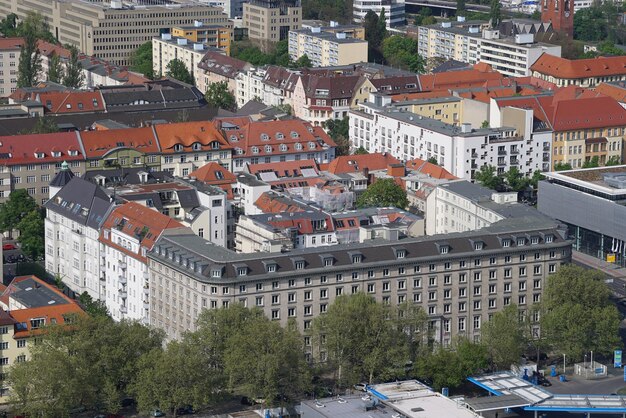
[0, 38, 21, 98]
[152, 35, 213, 81]
[243, 0, 301, 50]
[0, 0, 229, 66]
[288, 26, 368, 67]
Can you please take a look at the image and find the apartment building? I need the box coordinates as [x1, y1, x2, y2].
[148, 215, 571, 343]
[0, 131, 86, 205]
[0, 276, 83, 402]
[531, 53, 626, 88]
[236, 67, 268, 107]
[349, 100, 550, 181]
[45, 174, 114, 300]
[0, 0, 229, 66]
[353, 0, 405, 28]
[417, 21, 561, 77]
[196, 51, 252, 95]
[243, 0, 302, 50]
[288, 25, 368, 67]
[0, 38, 22, 98]
[152, 34, 222, 81]
[172, 21, 232, 55]
[100, 202, 189, 322]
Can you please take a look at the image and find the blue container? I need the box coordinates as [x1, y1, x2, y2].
[550, 366, 557, 377]
[442, 387, 449, 397]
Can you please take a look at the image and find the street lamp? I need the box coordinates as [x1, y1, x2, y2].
[584, 354, 588, 369]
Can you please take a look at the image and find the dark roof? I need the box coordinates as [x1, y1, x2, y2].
[83, 167, 172, 187]
[302, 74, 362, 100]
[432, 60, 473, 73]
[49, 162, 75, 187]
[176, 189, 201, 209]
[197, 51, 251, 79]
[44, 176, 113, 229]
[8, 277, 69, 308]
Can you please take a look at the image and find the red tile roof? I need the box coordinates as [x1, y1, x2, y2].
[324, 153, 401, 175]
[419, 67, 504, 91]
[265, 213, 335, 234]
[36, 40, 71, 59]
[596, 82, 626, 103]
[190, 162, 237, 199]
[405, 158, 457, 180]
[219, 119, 336, 156]
[0, 131, 83, 166]
[0, 37, 24, 50]
[11, 302, 84, 338]
[246, 160, 319, 178]
[99, 202, 185, 262]
[550, 96, 626, 131]
[79, 127, 160, 158]
[36, 91, 105, 114]
[154, 121, 231, 154]
[531, 53, 626, 79]
[254, 192, 309, 213]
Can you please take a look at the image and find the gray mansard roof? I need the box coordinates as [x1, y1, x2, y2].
[45, 176, 113, 229]
[149, 215, 569, 283]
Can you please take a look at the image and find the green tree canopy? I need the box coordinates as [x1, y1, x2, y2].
[356, 178, 408, 209]
[354, 146, 369, 155]
[554, 161, 572, 171]
[62, 45, 84, 89]
[504, 166, 530, 191]
[364, 11, 384, 50]
[16, 13, 43, 88]
[205, 81, 237, 112]
[381, 35, 425, 73]
[0, 189, 38, 233]
[541, 265, 622, 361]
[474, 164, 503, 190]
[324, 117, 350, 156]
[17, 209, 44, 260]
[457, 0, 466, 15]
[47, 52, 63, 83]
[78, 292, 110, 318]
[490, 0, 502, 28]
[0, 13, 18, 37]
[166, 58, 194, 85]
[582, 156, 600, 168]
[292, 53, 312, 68]
[481, 304, 525, 370]
[130, 41, 154, 79]
[606, 155, 621, 166]
[24, 116, 59, 134]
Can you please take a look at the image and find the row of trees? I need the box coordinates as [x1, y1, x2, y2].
[231, 40, 311, 69]
[0, 190, 44, 260]
[474, 165, 544, 192]
[8, 265, 621, 416]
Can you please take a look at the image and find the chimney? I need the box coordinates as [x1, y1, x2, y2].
[388, 163, 405, 177]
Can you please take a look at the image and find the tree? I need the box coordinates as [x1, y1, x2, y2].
[377, 8, 388, 41]
[166, 58, 194, 85]
[481, 120, 490, 128]
[17, 11, 56, 43]
[0, 13, 18, 37]
[0, 189, 38, 234]
[324, 117, 350, 156]
[78, 291, 110, 318]
[554, 161, 572, 171]
[354, 146, 369, 155]
[276, 103, 292, 115]
[17, 209, 44, 260]
[356, 178, 408, 209]
[582, 156, 600, 168]
[529, 170, 544, 189]
[24, 116, 59, 134]
[489, 0, 502, 28]
[474, 165, 503, 190]
[364, 11, 383, 50]
[457, 0, 466, 16]
[130, 41, 154, 79]
[606, 155, 621, 166]
[47, 52, 64, 83]
[62, 45, 84, 89]
[16, 14, 43, 88]
[291, 54, 312, 68]
[481, 304, 525, 370]
[381, 35, 425, 73]
[541, 265, 622, 361]
[504, 166, 530, 192]
[427, 156, 438, 165]
[205, 81, 237, 112]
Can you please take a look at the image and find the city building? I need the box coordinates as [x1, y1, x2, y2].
[196, 51, 252, 96]
[218, 118, 336, 171]
[0, 38, 22, 97]
[541, 0, 574, 37]
[172, 21, 232, 55]
[0, 0, 230, 66]
[148, 214, 571, 342]
[45, 173, 114, 300]
[538, 165, 626, 267]
[0, 131, 86, 205]
[152, 34, 224, 81]
[531, 53, 626, 88]
[417, 20, 561, 77]
[100, 202, 189, 322]
[288, 24, 368, 67]
[243, 0, 302, 50]
[0, 275, 83, 402]
[353, 0, 405, 28]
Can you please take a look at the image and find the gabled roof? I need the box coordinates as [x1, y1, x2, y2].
[197, 51, 251, 79]
[419, 66, 504, 91]
[247, 160, 320, 179]
[100, 202, 186, 262]
[0, 37, 24, 50]
[154, 121, 231, 154]
[263, 66, 300, 91]
[254, 191, 311, 213]
[370, 75, 422, 95]
[301, 74, 363, 100]
[79, 127, 160, 158]
[324, 153, 401, 175]
[11, 302, 84, 338]
[596, 82, 626, 103]
[550, 96, 626, 131]
[36, 91, 105, 114]
[0, 131, 83, 165]
[36, 40, 71, 59]
[190, 162, 237, 199]
[405, 158, 457, 180]
[531, 53, 626, 79]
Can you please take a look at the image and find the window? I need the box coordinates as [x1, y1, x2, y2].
[548, 263, 556, 273]
[533, 265, 541, 275]
[519, 267, 527, 277]
[459, 287, 466, 297]
[271, 310, 280, 320]
[272, 295, 280, 305]
[473, 315, 481, 329]
[489, 284, 496, 294]
[398, 280, 406, 290]
[17, 340, 25, 348]
[443, 275, 451, 285]
[320, 289, 328, 299]
[459, 273, 467, 283]
[367, 283, 375, 293]
[256, 296, 264, 306]
[0, 342, 7, 350]
[382, 282, 390, 292]
[458, 317, 466, 332]
[304, 291, 312, 301]
[519, 281, 526, 291]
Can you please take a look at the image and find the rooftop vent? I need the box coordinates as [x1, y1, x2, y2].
[603, 172, 626, 189]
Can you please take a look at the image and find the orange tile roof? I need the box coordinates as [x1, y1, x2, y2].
[79, 127, 160, 158]
[190, 162, 237, 199]
[391, 90, 451, 101]
[0, 131, 83, 166]
[0, 37, 24, 50]
[419, 67, 504, 91]
[596, 82, 626, 103]
[247, 160, 319, 178]
[406, 158, 457, 180]
[37, 91, 105, 114]
[325, 153, 401, 175]
[550, 96, 626, 131]
[154, 121, 232, 154]
[531, 53, 626, 79]
[99, 202, 186, 262]
[36, 40, 71, 59]
[11, 302, 84, 338]
[254, 192, 308, 213]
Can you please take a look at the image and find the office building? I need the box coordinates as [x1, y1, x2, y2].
[148, 215, 571, 342]
[288, 24, 368, 67]
[243, 0, 302, 50]
[353, 0, 405, 28]
[0, 38, 22, 98]
[172, 21, 232, 55]
[0, 0, 230, 66]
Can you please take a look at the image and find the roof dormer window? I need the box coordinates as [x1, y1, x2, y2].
[545, 234, 553, 244]
[276, 132, 284, 140]
[261, 133, 269, 141]
[251, 146, 259, 154]
[235, 148, 244, 155]
[265, 145, 272, 153]
[517, 238, 526, 246]
[34, 152, 44, 159]
[291, 131, 299, 138]
[68, 150, 78, 156]
[52, 151, 61, 158]
[192, 142, 202, 151]
[474, 241, 484, 251]
[295, 143, 303, 151]
[308, 142, 316, 149]
[280, 144, 287, 152]
[174, 144, 183, 152]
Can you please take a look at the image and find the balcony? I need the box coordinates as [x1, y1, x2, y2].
[119, 289, 127, 299]
[120, 305, 127, 314]
[143, 286, 150, 296]
[543, 145, 550, 151]
[543, 153, 550, 162]
[143, 270, 149, 280]
[498, 150, 507, 155]
[119, 261, 127, 270]
[99, 271, 106, 282]
[510, 149, 519, 155]
[471, 152, 478, 158]
[143, 300, 150, 310]
[100, 257, 106, 268]
[497, 160, 507, 166]
[118, 275, 127, 285]
[510, 158, 519, 165]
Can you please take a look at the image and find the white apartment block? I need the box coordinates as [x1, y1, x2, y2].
[288, 27, 368, 67]
[0, 38, 21, 98]
[236, 67, 267, 107]
[353, 0, 405, 28]
[417, 21, 562, 77]
[349, 100, 550, 181]
[153, 35, 217, 81]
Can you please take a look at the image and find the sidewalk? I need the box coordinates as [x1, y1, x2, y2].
[572, 250, 626, 278]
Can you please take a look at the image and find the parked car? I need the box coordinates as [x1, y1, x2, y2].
[354, 383, 367, 392]
[2, 243, 15, 251]
[152, 410, 165, 417]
